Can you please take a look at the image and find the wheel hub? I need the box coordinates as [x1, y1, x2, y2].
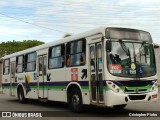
[72, 95, 79, 105]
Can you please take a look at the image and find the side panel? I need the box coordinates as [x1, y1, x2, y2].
[47, 68, 66, 102]
[24, 72, 38, 99]
[65, 38, 90, 105]
[66, 66, 90, 104]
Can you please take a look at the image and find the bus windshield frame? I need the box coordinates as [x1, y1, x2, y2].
[105, 28, 156, 78]
[106, 40, 156, 78]
[106, 28, 153, 42]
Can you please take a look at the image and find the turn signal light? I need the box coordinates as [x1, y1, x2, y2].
[152, 94, 158, 99]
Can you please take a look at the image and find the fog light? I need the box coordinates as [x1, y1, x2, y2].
[152, 94, 157, 99]
[148, 96, 151, 101]
[125, 97, 128, 102]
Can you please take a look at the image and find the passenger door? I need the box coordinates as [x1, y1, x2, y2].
[89, 42, 104, 104]
[10, 62, 16, 96]
[38, 55, 47, 98]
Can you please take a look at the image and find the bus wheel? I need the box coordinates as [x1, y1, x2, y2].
[18, 87, 26, 104]
[69, 88, 83, 112]
[113, 104, 127, 110]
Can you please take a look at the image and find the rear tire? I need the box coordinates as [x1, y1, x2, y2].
[68, 88, 83, 112]
[18, 87, 26, 104]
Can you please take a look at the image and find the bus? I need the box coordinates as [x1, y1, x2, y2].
[2, 27, 158, 112]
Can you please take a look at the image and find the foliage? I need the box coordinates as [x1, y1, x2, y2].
[0, 40, 44, 57]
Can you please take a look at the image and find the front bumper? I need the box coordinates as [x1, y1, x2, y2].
[104, 90, 158, 107]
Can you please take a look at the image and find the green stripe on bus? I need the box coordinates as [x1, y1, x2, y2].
[103, 86, 110, 91]
[120, 85, 152, 90]
[81, 86, 89, 89]
[33, 86, 89, 90]
[3, 85, 154, 91]
[81, 86, 89, 92]
[2, 85, 90, 90]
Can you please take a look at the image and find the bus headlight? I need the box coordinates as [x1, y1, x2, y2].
[150, 81, 158, 92]
[106, 81, 124, 93]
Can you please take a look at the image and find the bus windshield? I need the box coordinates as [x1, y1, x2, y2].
[107, 41, 156, 78]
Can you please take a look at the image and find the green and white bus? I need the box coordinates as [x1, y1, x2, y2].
[2, 27, 158, 112]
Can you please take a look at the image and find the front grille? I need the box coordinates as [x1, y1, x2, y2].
[125, 89, 147, 93]
[129, 95, 146, 100]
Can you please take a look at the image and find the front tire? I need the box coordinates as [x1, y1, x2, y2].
[18, 87, 26, 104]
[68, 88, 83, 112]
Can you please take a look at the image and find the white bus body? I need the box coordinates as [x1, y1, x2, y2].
[2, 27, 158, 111]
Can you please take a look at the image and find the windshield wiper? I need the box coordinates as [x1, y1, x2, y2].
[119, 39, 130, 56]
[139, 41, 147, 63]
[140, 41, 146, 50]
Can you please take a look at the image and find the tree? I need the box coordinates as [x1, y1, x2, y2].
[0, 40, 44, 57]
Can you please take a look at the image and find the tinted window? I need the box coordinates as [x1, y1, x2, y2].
[49, 44, 65, 69]
[3, 59, 10, 75]
[16, 55, 24, 73]
[26, 52, 36, 72]
[66, 39, 86, 67]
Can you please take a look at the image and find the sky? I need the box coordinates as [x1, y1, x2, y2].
[0, 0, 160, 44]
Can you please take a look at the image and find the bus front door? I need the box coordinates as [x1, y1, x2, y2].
[38, 55, 47, 98]
[89, 42, 104, 104]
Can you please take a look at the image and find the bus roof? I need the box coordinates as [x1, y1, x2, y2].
[2, 26, 151, 59]
[2, 26, 106, 59]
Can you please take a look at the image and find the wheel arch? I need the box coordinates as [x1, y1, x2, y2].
[66, 82, 83, 103]
[17, 83, 25, 97]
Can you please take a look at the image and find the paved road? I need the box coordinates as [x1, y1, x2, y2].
[0, 89, 159, 120]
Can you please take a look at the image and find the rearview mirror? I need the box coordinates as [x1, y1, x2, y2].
[106, 40, 112, 52]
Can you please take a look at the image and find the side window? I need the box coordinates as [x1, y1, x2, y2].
[66, 39, 86, 67]
[39, 57, 43, 73]
[16, 55, 24, 73]
[25, 52, 36, 72]
[3, 59, 10, 75]
[49, 44, 65, 69]
[43, 56, 47, 75]
[90, 46, 95, 72]
[39, 56, 47, 75]
[11, 62, 16, 78]
[97, 44, 102, 71]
